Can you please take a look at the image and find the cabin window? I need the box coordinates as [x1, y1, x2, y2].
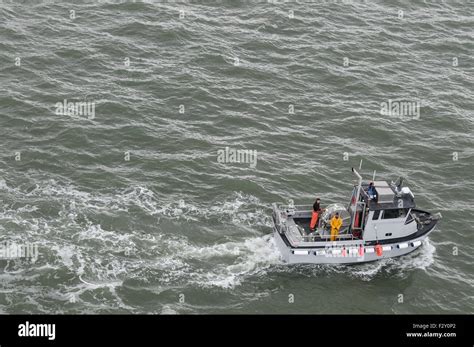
[382, 208, 409, 219]
[372, 210, 381, 220]
[385, 233, 392, 236]
[398, 208, 409, 218]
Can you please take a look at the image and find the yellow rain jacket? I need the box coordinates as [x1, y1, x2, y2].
[330, 216, 343, 241]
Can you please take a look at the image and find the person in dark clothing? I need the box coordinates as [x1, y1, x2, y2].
[367, 182, 377, 201]
[313, 198, 321, 212]
[310, 198, 322, 231]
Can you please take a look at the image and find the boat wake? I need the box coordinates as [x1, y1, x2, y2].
[349, 238, 436, 280]
[0, 178, 438, 314]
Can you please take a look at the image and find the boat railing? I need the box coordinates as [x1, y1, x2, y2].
[296, 226, 356, 242]
[272, 203, 282, 228]
[275, 203, 358, 242]
[277, 204, 313, 211]
[360, 189, 369, 201]
[297, 235, 356, 242]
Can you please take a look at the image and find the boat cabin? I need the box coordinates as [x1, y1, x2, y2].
[273, 169, 420, 244]
[349, 179, 418, 242]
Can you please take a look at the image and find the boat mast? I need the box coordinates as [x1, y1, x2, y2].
[351, 167, 362, 231]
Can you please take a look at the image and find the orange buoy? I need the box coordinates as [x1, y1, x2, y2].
[342, 247, 347, 257]
[375, 244, 383, 256]
[359, 244, 364, 256]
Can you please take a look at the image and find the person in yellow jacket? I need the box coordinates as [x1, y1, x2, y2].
[330, 212, 343, 241]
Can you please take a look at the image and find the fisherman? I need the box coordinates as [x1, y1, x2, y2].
[367, 182, 377, 201]
[330, 212, 343, 241]
[310, 198, 322, 231]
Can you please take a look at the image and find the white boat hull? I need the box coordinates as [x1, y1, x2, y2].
[273, 226, 435, 265]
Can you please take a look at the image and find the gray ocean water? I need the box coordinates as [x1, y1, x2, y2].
[0, 1, 473, 314]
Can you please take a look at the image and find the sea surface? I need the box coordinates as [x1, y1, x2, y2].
[0, 0, 473, 314]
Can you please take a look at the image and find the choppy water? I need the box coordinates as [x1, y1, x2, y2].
[0, 1, 473, 314]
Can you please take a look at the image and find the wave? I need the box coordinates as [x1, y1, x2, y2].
[0, 178, 272, 226]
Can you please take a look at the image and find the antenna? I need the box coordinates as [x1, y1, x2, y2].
[351, 168, 363, 231]
[359, 159, 363, 170]
[372, 170, 376, 182]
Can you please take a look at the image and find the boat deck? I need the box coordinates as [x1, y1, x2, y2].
[293, 217, 354, 239]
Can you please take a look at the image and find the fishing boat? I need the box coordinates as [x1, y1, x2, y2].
[272, 168, 441, 264]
